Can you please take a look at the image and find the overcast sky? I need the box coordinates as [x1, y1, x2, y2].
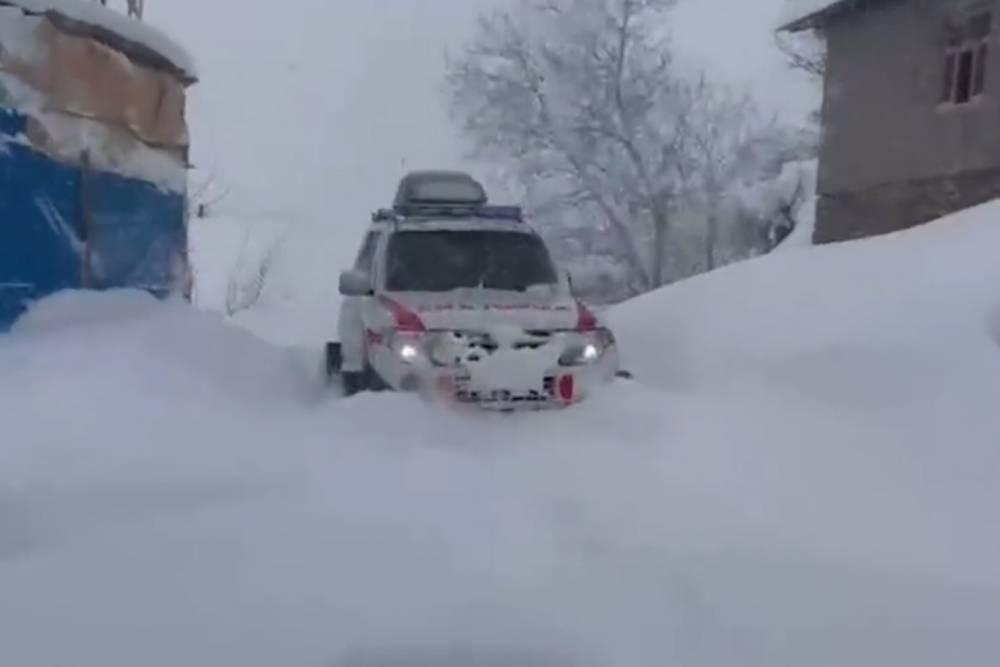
[147, 0, 817, 228]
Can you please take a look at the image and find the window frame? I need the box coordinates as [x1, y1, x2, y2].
[353, 231, 381, 275]
[940, 10, 992, 107]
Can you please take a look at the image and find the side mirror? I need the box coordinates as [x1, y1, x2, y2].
[339, 270, 373, 297]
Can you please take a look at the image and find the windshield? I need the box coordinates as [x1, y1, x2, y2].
[385, 230, 558, 292]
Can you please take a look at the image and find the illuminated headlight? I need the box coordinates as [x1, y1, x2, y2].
[384, 330, 427, 364]
[389, 331, 464, 365]
[559, 329, 614, 366]
[398, 343, 420, 361]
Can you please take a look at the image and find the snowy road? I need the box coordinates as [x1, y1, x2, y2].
[3, 207, 1000, 666]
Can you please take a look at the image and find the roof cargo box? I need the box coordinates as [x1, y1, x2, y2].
[393, 171, 488, 208]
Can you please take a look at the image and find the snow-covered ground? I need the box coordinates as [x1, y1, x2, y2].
[4, 0, 996, 663]
[187, 214, 342, 346]
[3, 203, 1000, 666]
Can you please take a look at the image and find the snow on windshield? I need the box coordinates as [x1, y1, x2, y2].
[385, 230, 558, 292]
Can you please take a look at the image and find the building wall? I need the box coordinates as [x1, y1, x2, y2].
[816, 0, 1000, 241]
[815, 166, 1000, 242]
[820, 0, 1000, 195]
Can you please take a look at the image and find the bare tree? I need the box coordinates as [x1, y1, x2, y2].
[775, 30, 826, 81]
[189, 170, 232, 220]
[225, 232, 281, 317]
[777, 0, 827, 79]
[685, 86, 802, 270]
[448, 0, 798, 292]
[448, 0, 694, 292]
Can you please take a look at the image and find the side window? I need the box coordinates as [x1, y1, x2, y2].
[354, 232, 380, 274]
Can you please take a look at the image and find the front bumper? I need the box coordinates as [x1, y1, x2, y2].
[369, 330, 619, 409]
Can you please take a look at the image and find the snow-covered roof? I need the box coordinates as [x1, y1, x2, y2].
[779, 0, 888, 33]
[0, 0, 196, 82]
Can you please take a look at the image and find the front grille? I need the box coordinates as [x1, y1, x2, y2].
[443, 330, 498, 354]
[445, 329, 554, 355]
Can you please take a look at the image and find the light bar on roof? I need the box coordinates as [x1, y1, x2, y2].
[371, 205, 524, 223]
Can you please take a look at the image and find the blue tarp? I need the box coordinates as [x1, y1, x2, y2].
[0, 108, 186, 329]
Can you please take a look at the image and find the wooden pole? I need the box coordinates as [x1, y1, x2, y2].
[79, 150, 95, 288]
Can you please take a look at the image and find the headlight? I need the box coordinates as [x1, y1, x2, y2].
[384, 330, 428, 365]
[386, 331, 462, 366]
[385, 331, 474, 368]
[398, 342, 420, 361]
[559, 328, 614, 366]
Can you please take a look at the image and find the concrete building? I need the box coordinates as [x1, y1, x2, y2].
[783, 0, 1000, 242]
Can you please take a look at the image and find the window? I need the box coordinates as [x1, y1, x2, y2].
[941, 11, 992, 105]
[354, 232, 380, 274]
[956, 49, 975, 102]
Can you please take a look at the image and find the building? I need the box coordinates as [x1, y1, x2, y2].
[783, 0, 1000, 243]
[0, 0, 196, 327]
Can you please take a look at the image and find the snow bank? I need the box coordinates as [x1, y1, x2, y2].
[614, 199, 1000, 385]
[187, 213, 351, 346]
[3, 204, 1000, 666]
[1, 0, 196, 78]
[612, 200, 1000, 587]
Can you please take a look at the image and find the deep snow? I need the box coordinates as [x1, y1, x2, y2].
[3, 203, 1000, 666]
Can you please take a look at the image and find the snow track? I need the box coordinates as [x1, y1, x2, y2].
[4, 206, 1000, 665]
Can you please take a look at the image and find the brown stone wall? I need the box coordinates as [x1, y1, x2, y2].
[815, 167, 1000, 243]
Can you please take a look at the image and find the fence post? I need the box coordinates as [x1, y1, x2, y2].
[79, 150, 95, 288]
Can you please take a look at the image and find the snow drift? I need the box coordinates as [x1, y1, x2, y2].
[2, 203, 1000, 666]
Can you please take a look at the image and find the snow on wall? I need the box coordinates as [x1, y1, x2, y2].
[0, 0, 196, 79]
[0, 5, 46, 58]
[0, 72, 187, 191]
[0, 3, 190, 190]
